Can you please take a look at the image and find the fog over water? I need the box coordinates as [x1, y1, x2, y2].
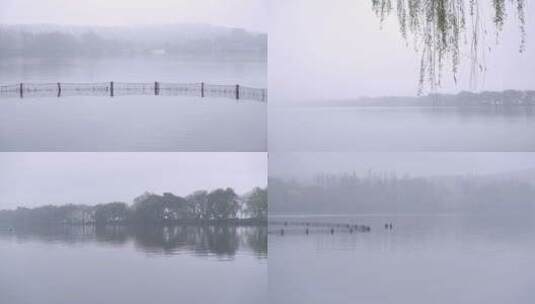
[0, 0, 268, 32]
[0, 2, 271, 304]
[269, 152, 535, 215]
[269, 106, 535, 152]
[268, 1, 535, 152]
[269, 152, 535, 303]
[1, 1, 534, 304]
[0, 29, 267, 151]
[269, 152, 535, 180]
[269, 214, 535, 304]
[0, 57, 267, 88]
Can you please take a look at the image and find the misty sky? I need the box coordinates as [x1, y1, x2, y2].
[269, 0, 535, 101]
[270, 152, 535, 180]
[0, 152, 267, 209]
[0, 0, 268, 32]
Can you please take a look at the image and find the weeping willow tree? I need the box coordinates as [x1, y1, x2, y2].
[371, 0, 526, 94]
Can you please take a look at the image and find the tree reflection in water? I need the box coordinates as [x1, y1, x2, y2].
[0, 224, 267, 259]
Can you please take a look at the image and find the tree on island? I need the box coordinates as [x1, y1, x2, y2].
[244, 187, 268, 219]
[94, 202, 129, 224]
[0, 187, 267, 226]
[206, 188, 240, 221]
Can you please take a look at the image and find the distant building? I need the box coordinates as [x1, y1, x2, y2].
[149, 49, 167, 55]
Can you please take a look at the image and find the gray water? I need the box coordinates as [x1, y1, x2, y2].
[269, 106, 535, 151]
[269, 215, 535, 304]
[0, 224, 267, 304]
[0, 56, 266, 151]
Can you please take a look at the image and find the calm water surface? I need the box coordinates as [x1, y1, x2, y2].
[0, 224, 267, 304]
[269, 215, 535, 304]
[0, 96, 265, 151]
[0, 57, 266, 151]
[270, 106, 535, 151]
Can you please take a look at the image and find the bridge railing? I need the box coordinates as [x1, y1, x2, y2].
[0, 82, 267, 102]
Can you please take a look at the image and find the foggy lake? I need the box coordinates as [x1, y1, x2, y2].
[269, 106, 535, 151]
[0, 57, 266, 151]
[269, 214, 535, 304]
[0, 224, 267, 304]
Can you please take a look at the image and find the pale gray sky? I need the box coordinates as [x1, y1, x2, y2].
[0, 152, 267, 209]
[0, 0, 268, 32]
[270, 152, 535, 179]
[269, 0, 535, 101]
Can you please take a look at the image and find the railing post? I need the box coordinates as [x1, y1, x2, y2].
[201, 82, 205, 98]
[236, 84, 240, 100]
[19, 83, 23, 99]
[155, 81, 159, 96]
[110, 81, 114, 97]
[57, 82, 61, 98]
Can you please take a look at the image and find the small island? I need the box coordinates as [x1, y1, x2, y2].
[0, 187, 267, 227]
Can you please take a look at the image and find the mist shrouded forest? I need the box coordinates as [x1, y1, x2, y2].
[0, 187, 267, 226]
[0, 24, 267, 59]
[269, 171, 535, 215]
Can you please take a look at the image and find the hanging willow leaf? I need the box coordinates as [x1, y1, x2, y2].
[371, 0, 526, 94]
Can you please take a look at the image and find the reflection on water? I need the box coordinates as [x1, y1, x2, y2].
[0, 224, 267, 304]
[0, 224, 267, 258]
[270, 106, 535, 151]
[269, 215, 535, 304]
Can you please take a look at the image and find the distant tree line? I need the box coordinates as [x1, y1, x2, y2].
[0, 30, 128, 57]
[322, 90, 535, 107]
[269, 173, 535, 215]
[0, 187, 267, 226]
[426, 90, 535, 106]
[0, 26, 267, 59]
